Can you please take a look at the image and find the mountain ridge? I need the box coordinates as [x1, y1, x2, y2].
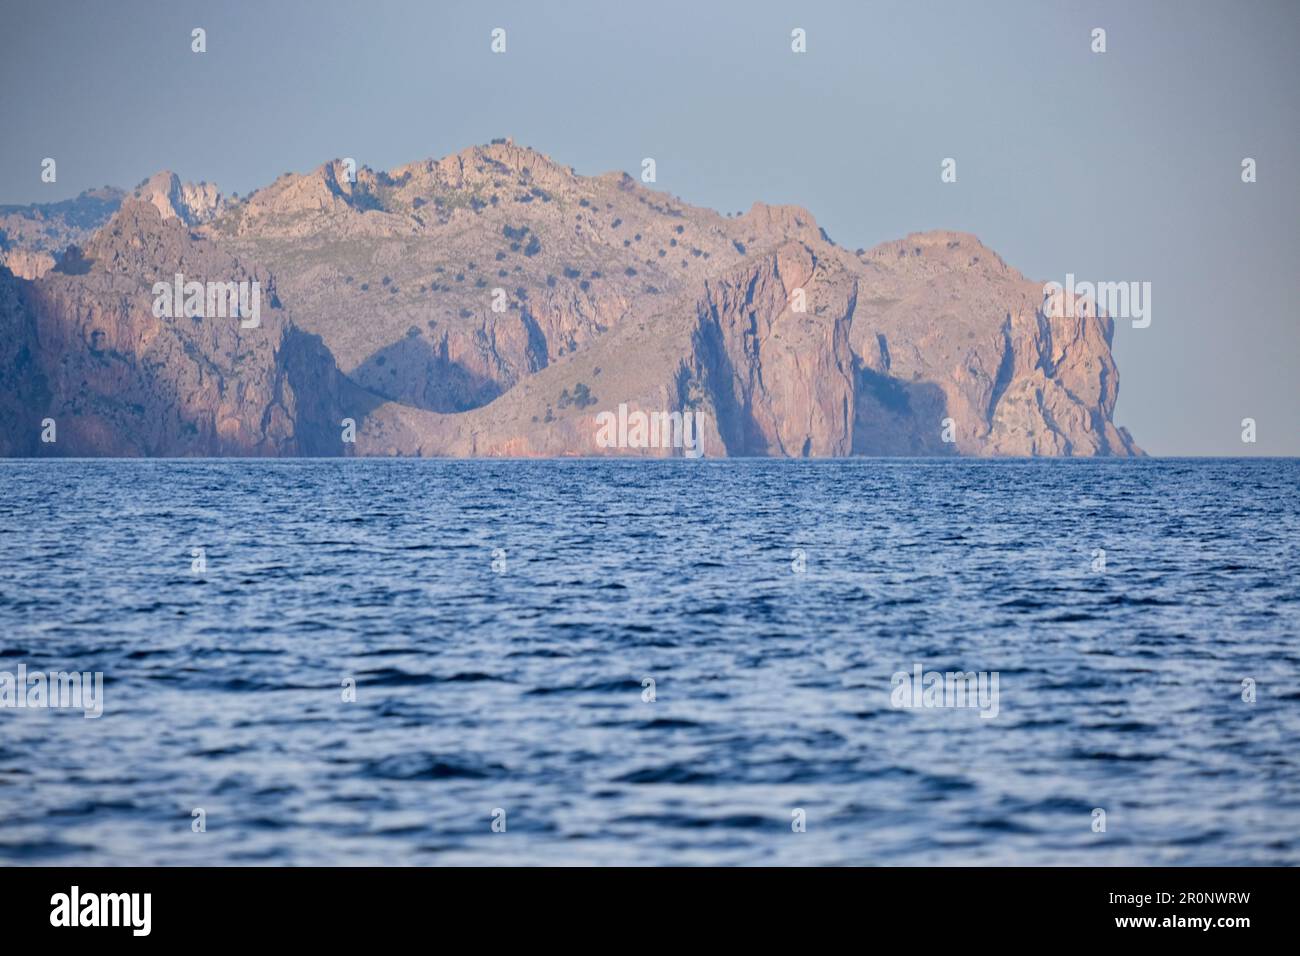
[0, 141, 1140, 458]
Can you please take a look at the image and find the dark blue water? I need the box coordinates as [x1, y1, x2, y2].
[0, 459, 1296, 865]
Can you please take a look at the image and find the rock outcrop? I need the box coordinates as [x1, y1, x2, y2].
[133, 172, 223, 226]
[0, 248, 56, 280]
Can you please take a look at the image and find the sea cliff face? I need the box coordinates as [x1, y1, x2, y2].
[0, 201, 358, 457]
[0, 143, 1139, 458]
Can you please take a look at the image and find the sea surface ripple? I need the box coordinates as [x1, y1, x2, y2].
[0, 458, 1296, 865]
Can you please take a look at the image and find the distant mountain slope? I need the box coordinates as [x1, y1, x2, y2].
[0, 142, 1139, 457]
[0, 187, 124, 278]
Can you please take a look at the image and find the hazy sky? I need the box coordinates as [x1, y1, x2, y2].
[2, 0, 1296, 455]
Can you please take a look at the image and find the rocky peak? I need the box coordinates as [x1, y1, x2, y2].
[863, 230, 1012, 278]
[133, 171, 223, 226]
[738, 202, 825, 247]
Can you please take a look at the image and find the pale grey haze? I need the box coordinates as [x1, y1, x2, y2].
[1, 0, 1296, 455]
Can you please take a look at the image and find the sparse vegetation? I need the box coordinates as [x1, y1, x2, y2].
[557, 382, 597, 410]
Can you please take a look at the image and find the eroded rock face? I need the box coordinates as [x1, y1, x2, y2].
[0, 201, 357, 456]
[847, 232, 1138, 456]
[354, 242, 853, 458]
[353, 232, 1137, 461]
[134, 172, 223, 226]
[0, 144, 1141, 458]
[202, 144, 854, 419]
[690, 243, 856, 457]
[0, 270, 48, 456]
[0, 248, 56, 280]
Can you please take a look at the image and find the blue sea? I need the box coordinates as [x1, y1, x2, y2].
[0, 458, 1296, 866]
